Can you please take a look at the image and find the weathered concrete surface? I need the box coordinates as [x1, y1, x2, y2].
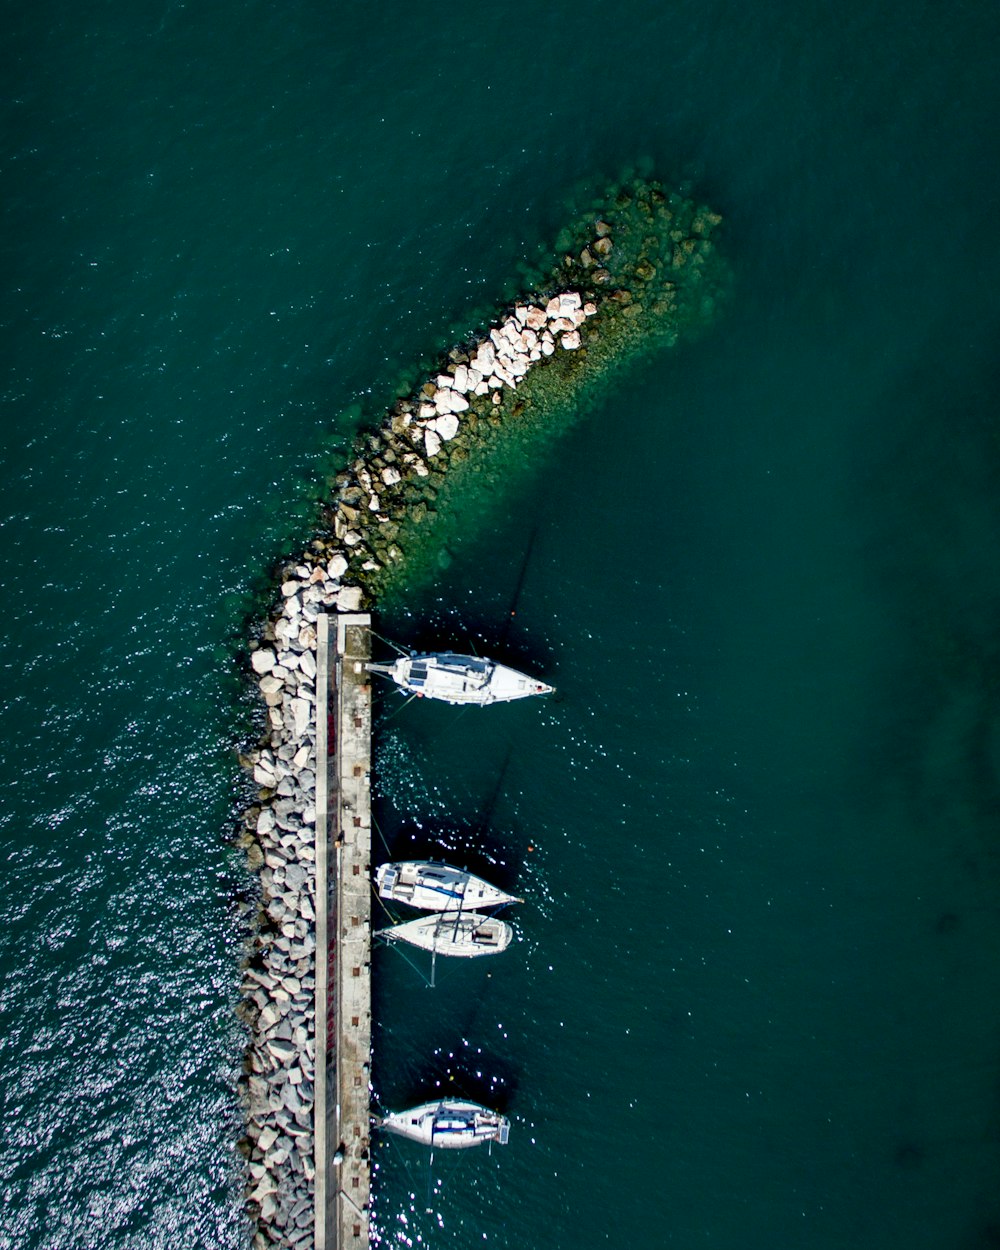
[315, 613, 372, 1250]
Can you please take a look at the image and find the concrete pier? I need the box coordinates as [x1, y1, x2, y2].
[315, 613, 372, 1250]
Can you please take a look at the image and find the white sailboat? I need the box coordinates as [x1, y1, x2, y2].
[375, 1099, 510, 1148]
[367, 652, 553, 706]
[375, 860, 521, 912]
[378, 911, 513, 958]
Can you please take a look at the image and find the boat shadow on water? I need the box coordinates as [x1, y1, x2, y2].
[373, 1049, 520, 1127]
[371, 815, 527, 898]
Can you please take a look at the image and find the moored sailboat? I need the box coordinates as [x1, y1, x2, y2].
[375, 860, 521, 912]
[378, 911, 513, 958]
[368, 652, 553, 705]
[374, 1099, 510, 1148]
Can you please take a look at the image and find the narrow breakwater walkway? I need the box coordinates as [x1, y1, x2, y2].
[315, 613, 372, 1250]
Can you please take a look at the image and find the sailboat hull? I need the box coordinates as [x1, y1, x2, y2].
[375, 860, 520, 911]
[370, 652, 553, 706]
[381, 912, 513, 957]
[377, 1100, 510, 1148]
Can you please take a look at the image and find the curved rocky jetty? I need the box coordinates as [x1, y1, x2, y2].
[314, 177, 724, 604]
[235, 175, 726, 1248]
[318, 289, 599, 602]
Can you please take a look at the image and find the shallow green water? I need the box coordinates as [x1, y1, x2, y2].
[2, 2, 1000, 1247]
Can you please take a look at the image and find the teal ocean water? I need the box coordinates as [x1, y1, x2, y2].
[3, 2, 1000, 1247]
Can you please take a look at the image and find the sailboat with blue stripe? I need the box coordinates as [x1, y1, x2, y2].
[375, 1100, 510, 1148]
[375, 860, 521, 912]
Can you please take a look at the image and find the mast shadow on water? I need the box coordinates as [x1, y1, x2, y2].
[371, 745, 527, 894]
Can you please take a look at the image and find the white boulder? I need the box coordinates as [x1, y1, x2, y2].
[428, 413, 460, 441]
[290, 698, 311, 739]
[336, 585, 363, 612]
[435, 388, 468, 415]
[254, 763, 277, 788]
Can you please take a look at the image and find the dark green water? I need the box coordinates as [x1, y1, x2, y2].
[3, 2, 1000, 1247]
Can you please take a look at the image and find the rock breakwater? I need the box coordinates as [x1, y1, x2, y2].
[235, 175, 726, 1248]
[235, 561, 353, 1250]
[309, 177, 726, 603]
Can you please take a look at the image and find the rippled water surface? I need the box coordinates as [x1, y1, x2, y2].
[3, 2, 1000, 1247]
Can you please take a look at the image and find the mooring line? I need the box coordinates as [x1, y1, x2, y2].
[379, 691, 420, 726]
[370, 888, 436, 988]
[377, 1126, 426, 1203]
[386, 939, 435, 988]
[371, 812, 393, 859]
[368, 627, 410, 656]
